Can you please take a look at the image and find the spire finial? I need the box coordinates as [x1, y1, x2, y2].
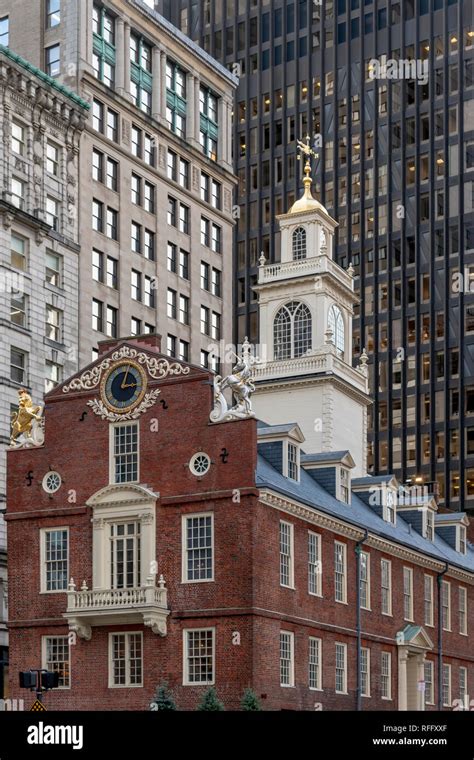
[296, 134, 319, 202]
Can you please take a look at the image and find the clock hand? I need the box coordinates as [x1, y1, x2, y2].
[121, 365, 131, 389]
[122, 382, 137, 389]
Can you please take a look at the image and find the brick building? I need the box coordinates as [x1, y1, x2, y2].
[5, 174, 474, 711]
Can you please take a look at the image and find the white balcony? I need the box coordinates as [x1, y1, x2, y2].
[64, 575, 170, 640]
[258, 255, 354, 290]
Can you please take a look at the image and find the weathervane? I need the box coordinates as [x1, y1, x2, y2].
[296, 134, 319, 199]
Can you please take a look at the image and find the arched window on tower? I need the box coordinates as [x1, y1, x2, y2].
[292, 227, 307, 260]
[328, 304, 345, 357]
[274, 301, 312, 360]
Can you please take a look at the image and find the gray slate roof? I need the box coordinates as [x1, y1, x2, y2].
[256, 454, 474, 574]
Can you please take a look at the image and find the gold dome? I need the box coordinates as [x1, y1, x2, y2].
[288, 158, 327, 215]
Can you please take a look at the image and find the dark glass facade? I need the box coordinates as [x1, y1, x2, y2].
[165, 0, 474, 513]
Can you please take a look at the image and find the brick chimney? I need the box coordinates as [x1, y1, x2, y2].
[97, 333, 162, 357]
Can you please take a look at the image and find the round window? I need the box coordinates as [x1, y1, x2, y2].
[42, 471, 62, 493]
[189, 453, 211, 477]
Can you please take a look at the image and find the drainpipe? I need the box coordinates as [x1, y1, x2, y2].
[355, 528, 369, 711]
[437, 562, 449, 710]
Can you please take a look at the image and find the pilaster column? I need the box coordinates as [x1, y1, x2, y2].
[398, 649, 408, 711]
[152, 46, 161, 121]
[92, 518, 106, 590]
[160, 50, 167, 122]
[186, 72, 195, 144]
[123, 22, 131, 98]
[115, 19, 125, 93]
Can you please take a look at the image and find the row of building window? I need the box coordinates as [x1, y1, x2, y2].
[9, 347, 61, 395]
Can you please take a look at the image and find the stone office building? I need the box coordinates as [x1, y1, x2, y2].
[0, 0, 237, 371]
[0, 46, 88, 697]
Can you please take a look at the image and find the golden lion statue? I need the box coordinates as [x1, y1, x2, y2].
[10, 389, 43, 446]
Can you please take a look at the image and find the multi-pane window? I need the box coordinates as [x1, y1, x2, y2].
[106, 108, 118, 141]
[144, 181, 155, 213]
[92, 199, 103, 232]
[131, 222, 141, 253]
[381, 559, 392, 614]
[292, 226, 307, 260]
[441, 580, 451, 630]
[106, 305, 117, 337]
[46, 251, 61, 287]
[92, 298, 103, 332]
[166, 60, 187, 137]
[45, 360, 61, 393]
[167, 289, 177, 319]
[112, 423, 138, 483]
[360, 551, 370, 609]
[93, 99, 104, 132]
[459, 526, 467, 554]
[335, 643, 347, 693]
[130, 33, 152, 114]
[179, 203, 189, 234]
[459, 587, 468, 635]
[403, 567, 414, 621]
[200, 261, 210, 290]
[211, 223, 221, 253]
[308, 531, 322, 596]
[442, 664, 451, 707]
[200, 305, 210, 335]
[179, 339, 189, 362]
[340, 467, 350, 503]
[459, 666, 468, 707]
[168, 196, 177, 227]
[424, 660, 434, 706]
[45, 44, 60, 77]
[424, 575, 434, 626]
[183, 514, 213, 582]
[144, 229, 155, 260]
[287, 442, 298, 480]
[334, 541, 347, 603]
[110, 521, 141, 589]
[184, 629, 214, 684]
[199, 86, 218, 160]
[179, 249, 189, 280]
[274, 301, 312, 360]
[279, 521, 294, 588]
[43, 636, 70, 688]
[46, 0, 60, 28]
[179, 295, 189, 325]
[106, 256, 118, 288]
[46, 142, 59, 175]
[425, 509, 435, 541]
[11, 178, 25, 209]
[42, 529, 68, 591]
[11, 122, 25, 155]
[167, 150, 177, 182]
[110, 632, 142, 687]
[92, 5, 115, 87]
[381, 652, 391, 699]
[309, 637, 322, 690]
[167, 334, 176, 358]
[10, 293, 27, 327]
[131, 125, 141, 157]
[328, 305, 345, 357]
[144, 275, 155, 308]
[144, 133, 154, 165]
[280, 631, 294, 687]
[46, 305, 61, 343]
[131, 269, 141, 301]
[92, 149, 103, 182]
[131, 317, 141, 336]
[167, 242, 177, 273]
[46, 196, 59, 230]
[360, 647, 370, 697]
[210, 310, 220, 339]
[179, 158, 189, 188]
[11, 234, 26, 271]
[0, 15, 8, 45]
[201, 173, 222, 209]
[211, 267, 221, 297]
[106, 207, 118, 240]
[10, 347, 26, 383]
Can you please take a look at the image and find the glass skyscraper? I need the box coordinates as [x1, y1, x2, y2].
[164, 0, 474, 513]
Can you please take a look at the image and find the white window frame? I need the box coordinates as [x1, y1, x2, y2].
[338, 466, 351, 504]
[109, 421, 140, 485]
[403, 566, 414, 622]
[335, 642, 348, 694]
[424, 508, 435, 541]
[459, 666, 468, 707]
[308, 531, 322, 597]
[457, 525, 467, 554]
[183, 628, 215, 686]
[381, 558, 392, 616]
[41, 635, 70, 689]
[279, 520, 295, 589]
[40, 527, 69, 594]
[442, 663, 451, 707]
[424, 660, 434, 705]
[286, 441, 300, 482]
[308, 636, 322, 691]
[360, 551, 371, 610]
[334, 541, 347, 604]
[108, 631, 143, 688]
[441, 580, 451, 631]
[280, 631, 295, 687]
[181, 513, 214, 584]
[424, 574, 434, 627]
[360, 646, 370, 698]
[459, 586, 468, 635]
[381, 651, 392, 700]
[383, 489, 397, 525]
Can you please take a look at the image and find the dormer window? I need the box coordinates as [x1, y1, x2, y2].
[274, 301, 312, 360]
[424, 509, 435, 541]
[328, 305, 345, 357]
[458, 525, 467, 554]
[287, 442, 299, 481]
[292, 226, 307, 260]
[339, 467, 350, 504]
[384, 489, 397, 525]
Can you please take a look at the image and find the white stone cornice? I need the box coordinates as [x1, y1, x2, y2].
[86, 483, 159, 508]
[259, 489, 474, 582]
[255, 373, 371, 407]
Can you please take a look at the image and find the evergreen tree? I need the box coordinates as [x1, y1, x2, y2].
[197, 687, 225, 711]
[150, 682, 177, 711]
[240, 688, 262, 711]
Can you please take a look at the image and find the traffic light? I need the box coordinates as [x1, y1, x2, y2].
[19, 671, 37, 689]
[41, 671, 60, 689]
